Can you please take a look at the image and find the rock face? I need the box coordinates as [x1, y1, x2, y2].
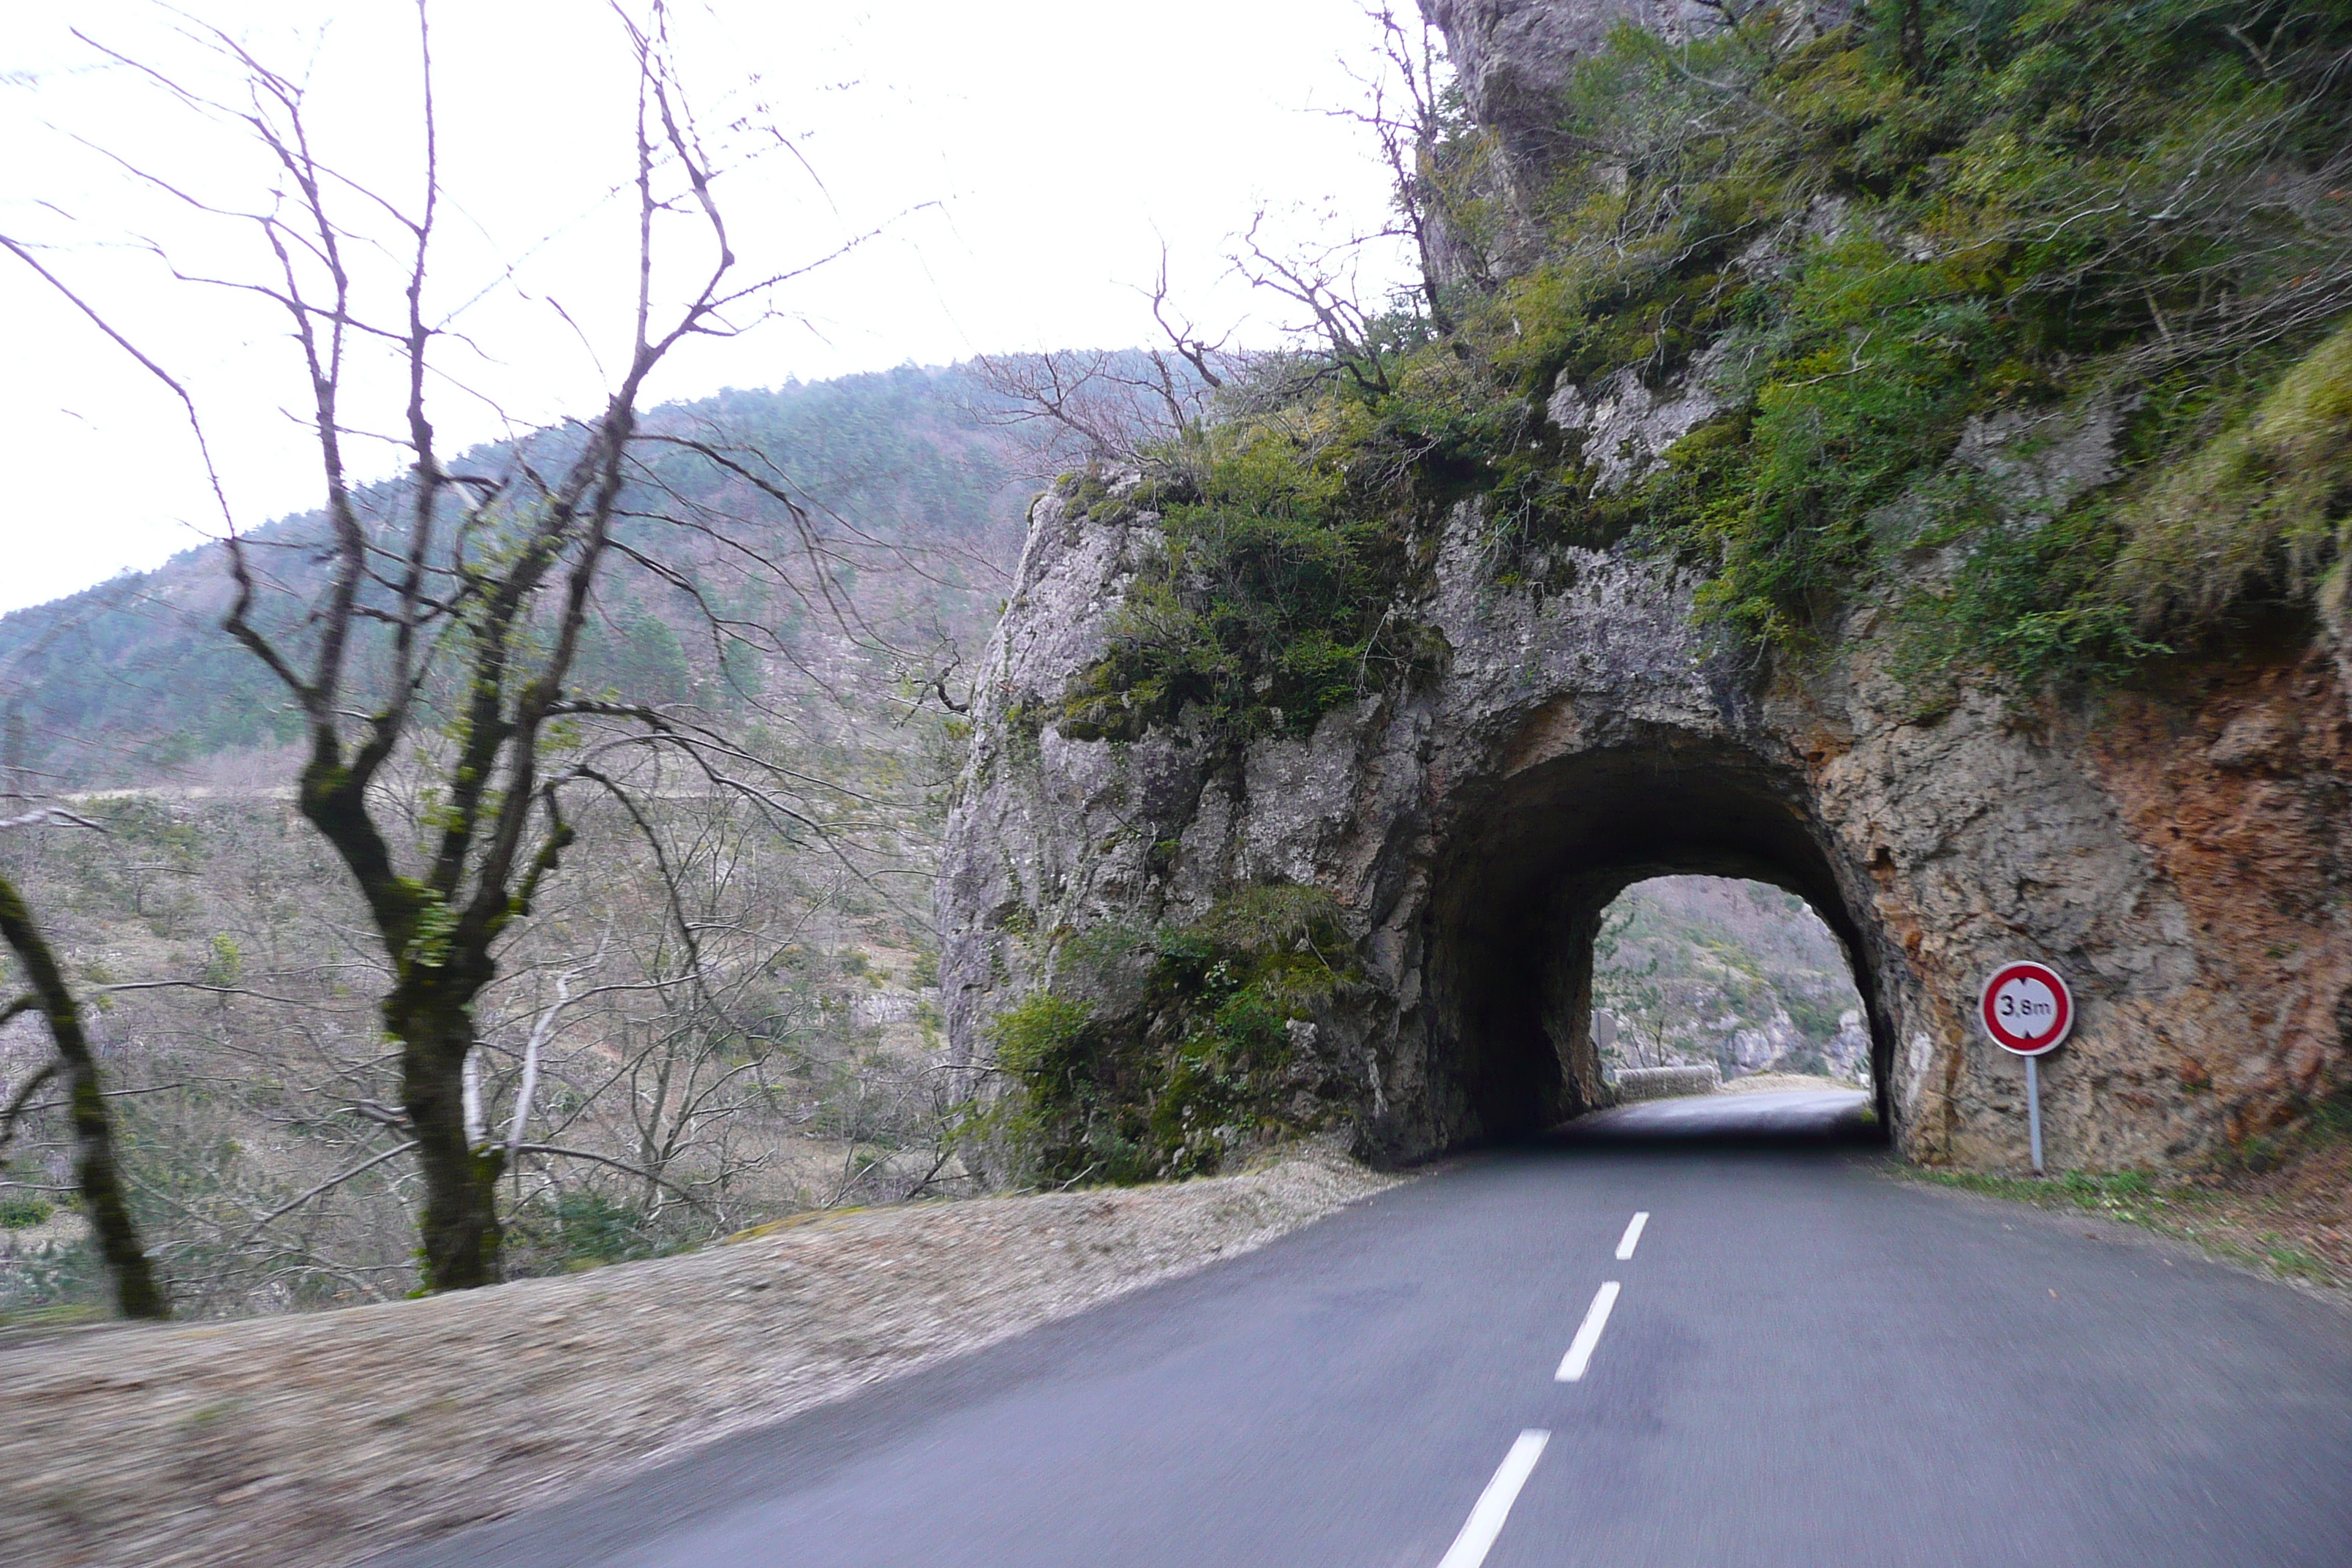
[1430, 0, 1851, 144]
[939, 472, 2352, 1172]
[934, 0, 2352, 1175]
[1430, 0, 1719, 151]
[1424, 0, 1849, 276]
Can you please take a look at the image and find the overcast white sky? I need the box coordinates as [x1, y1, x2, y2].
[0, 1, 1414, 614]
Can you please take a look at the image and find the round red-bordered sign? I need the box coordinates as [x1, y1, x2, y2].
[1979, 960, 2073, 1056]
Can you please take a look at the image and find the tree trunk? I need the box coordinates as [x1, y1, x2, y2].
[393, 989, 504, 1291]
[0, 872, 169, 1319]
[1899, 0, 1925, 75]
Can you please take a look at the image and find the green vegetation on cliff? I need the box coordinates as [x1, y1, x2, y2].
[1058, 0, 2352, 723]
[997, 1, 2352, 1180]
[1053, 416, 1437, 745]
[988, 886, 1354, 1183]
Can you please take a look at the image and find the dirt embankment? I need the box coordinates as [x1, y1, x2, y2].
[1, 1142, 1399, 1568]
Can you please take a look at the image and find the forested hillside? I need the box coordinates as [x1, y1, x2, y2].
[0, 364, 1033, 789]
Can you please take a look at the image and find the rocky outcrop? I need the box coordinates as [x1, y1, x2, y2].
[1430, 0, 1720, 157]
[1548, 339, 1736, 492]
[934, 0, 2352, 1177]
[938, 462, 2352, 1173]
[1425, 0, 1852, 277]
[1429, 0, 1853, 152]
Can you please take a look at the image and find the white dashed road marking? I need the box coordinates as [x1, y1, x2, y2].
[1434, 1215, 1646, 1559]
[1556, 1281, 1621, 1382]
[1434, 1429, 1550, 1568]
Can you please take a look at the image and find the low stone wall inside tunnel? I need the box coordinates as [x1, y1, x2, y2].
[938, 475, 2352, 1180]
[1421, 737, 1899, 1150]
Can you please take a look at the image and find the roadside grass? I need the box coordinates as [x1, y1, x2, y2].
[1901, 1158, 2351, 1294]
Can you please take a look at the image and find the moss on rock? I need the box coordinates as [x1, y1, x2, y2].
[982, 886, 1357, 1184]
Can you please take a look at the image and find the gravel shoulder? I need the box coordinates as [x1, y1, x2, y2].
[1, 1141, 1399, 1568]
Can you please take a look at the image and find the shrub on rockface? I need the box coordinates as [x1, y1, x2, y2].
[1482, 0, 2352, 668]
[1892, 318, 2352, 691]
[983, 886, 1354, 1183]
[2116, 321, 2352, 633]
[984, 992, 1136, 1180]
[1053, 421, 1433, 746]
[1048, 0, 2352, 718]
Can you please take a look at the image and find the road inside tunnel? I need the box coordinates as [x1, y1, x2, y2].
[1567, 1085, 1879, 1143]
[376, 1088, 2352, 1568]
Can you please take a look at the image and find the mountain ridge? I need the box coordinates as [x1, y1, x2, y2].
[0, 361, 1043, 789]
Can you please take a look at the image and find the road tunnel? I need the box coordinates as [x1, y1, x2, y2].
[1420, 732, 1897, 1147]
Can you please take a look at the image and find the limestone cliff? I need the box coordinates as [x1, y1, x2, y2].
[942, 459, 2351, 1172]
[937, 0, 2352, 1175]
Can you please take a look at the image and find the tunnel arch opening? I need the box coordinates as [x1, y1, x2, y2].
[1590, 875, 1872, 1090]
[1418, 731, 1896, 1148]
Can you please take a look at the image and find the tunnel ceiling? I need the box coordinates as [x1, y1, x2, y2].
[1433, 737, 1856, 945]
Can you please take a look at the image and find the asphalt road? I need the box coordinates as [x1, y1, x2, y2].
[380, 1090, 2352, 1567]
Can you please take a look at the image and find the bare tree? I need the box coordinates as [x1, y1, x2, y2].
[971, 11, 1466, 470]
[1335, 4, 1463, 334]
[4, 2, 889, 1290]
[964, 253, 1238, 474]
[1230, 211, 1428, 399]
[0, 810, 167, 1319]
[0, 754, 965, 1319]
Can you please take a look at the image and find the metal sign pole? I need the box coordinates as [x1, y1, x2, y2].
[2025, 1053, 2045, 1176]
[1983, 960, 2069, 1177]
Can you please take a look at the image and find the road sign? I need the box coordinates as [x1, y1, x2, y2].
[1979, 960, 2072, 1175]
[1979, 960, 2072, 1057]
